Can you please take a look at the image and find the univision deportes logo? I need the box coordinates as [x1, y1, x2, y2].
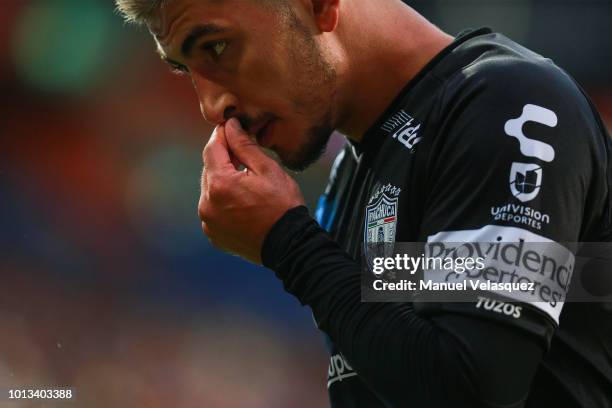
[491, 203, 550, 230]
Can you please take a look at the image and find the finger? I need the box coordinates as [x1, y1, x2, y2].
[201, 221, 218, 247]
[229, 151, 242, 170]
[225, 118, 273, 174]
[200, 165, 207, 193]
[203, 126, 235, 173]
[201, 221, 210, 237]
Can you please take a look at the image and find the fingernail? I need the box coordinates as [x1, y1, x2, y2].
[227, 118, 242, 133]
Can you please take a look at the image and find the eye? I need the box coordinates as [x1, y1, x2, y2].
[168, 62, 189, 76]
[203, 40, 227, 60]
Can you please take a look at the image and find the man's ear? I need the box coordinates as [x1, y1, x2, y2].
[310, 0, 340, 32]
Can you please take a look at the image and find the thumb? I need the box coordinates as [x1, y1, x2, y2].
[225, 118, 273, 174]
[203, 125, 234, 174]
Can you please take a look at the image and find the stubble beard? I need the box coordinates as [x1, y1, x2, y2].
[276, 8, 337, 173]
[281, 111, 335, 172]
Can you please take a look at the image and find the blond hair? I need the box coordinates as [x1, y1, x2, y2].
[115, 0, 168, 25]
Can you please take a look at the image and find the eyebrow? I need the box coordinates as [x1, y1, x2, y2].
[181, 24, 226, 57]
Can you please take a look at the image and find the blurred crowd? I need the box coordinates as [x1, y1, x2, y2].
[0, 1, 610, 407]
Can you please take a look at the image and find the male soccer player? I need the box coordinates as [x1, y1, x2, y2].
[116, 1, 612, 406]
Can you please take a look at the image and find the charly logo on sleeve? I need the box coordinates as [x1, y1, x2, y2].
[492, 104, 557, 230]
[381, 110, 422, 151]
[504, 104, 558, 163]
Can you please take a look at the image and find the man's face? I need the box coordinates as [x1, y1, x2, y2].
[152, 0, 337, 171]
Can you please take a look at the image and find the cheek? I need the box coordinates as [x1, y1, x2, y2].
[237, 68, 292, 114]
[236, 47, 328, 121]
[254, 54, 311, 104]
[239, 41, 291, 91]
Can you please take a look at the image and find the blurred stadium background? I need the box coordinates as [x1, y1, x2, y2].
[0, 1, 611, 406]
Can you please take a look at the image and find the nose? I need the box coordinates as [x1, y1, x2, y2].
[191, 74, 238, 125]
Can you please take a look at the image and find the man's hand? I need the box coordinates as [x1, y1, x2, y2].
[198, 118, 305, 264]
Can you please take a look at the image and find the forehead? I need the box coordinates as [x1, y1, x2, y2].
[150, 0, 222, 42]
[150, 0, 275, 58]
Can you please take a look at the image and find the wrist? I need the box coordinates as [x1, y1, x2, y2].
[261, 205, 312, 269]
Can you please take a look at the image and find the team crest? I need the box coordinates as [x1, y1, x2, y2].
[364, 193, 398, 244]
[363, 184, 400, 274]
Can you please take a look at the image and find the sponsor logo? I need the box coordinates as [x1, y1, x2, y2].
[381, 110, 422, 151]
[497, 104, 558, 226]
[327, 354, 358, 388]
[504, 104, 558, 162]
[475, 296, 522, 318]
[509, 162, 543, 202]
[427, 225, 575, 324]
[490, 203, 550, 230]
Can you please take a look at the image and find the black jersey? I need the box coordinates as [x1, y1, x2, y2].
[262, 28, 612, 407]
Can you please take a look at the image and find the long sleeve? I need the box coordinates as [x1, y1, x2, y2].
[262, 206, 544, 407]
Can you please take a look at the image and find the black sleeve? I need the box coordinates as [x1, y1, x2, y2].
[415, 56, 609, 334]
[262, 206, 543, 408]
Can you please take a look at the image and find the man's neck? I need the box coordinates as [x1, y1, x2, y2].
[335, 2, 453, 142]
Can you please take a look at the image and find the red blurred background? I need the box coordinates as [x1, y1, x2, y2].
[0, 1, 610, 407]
